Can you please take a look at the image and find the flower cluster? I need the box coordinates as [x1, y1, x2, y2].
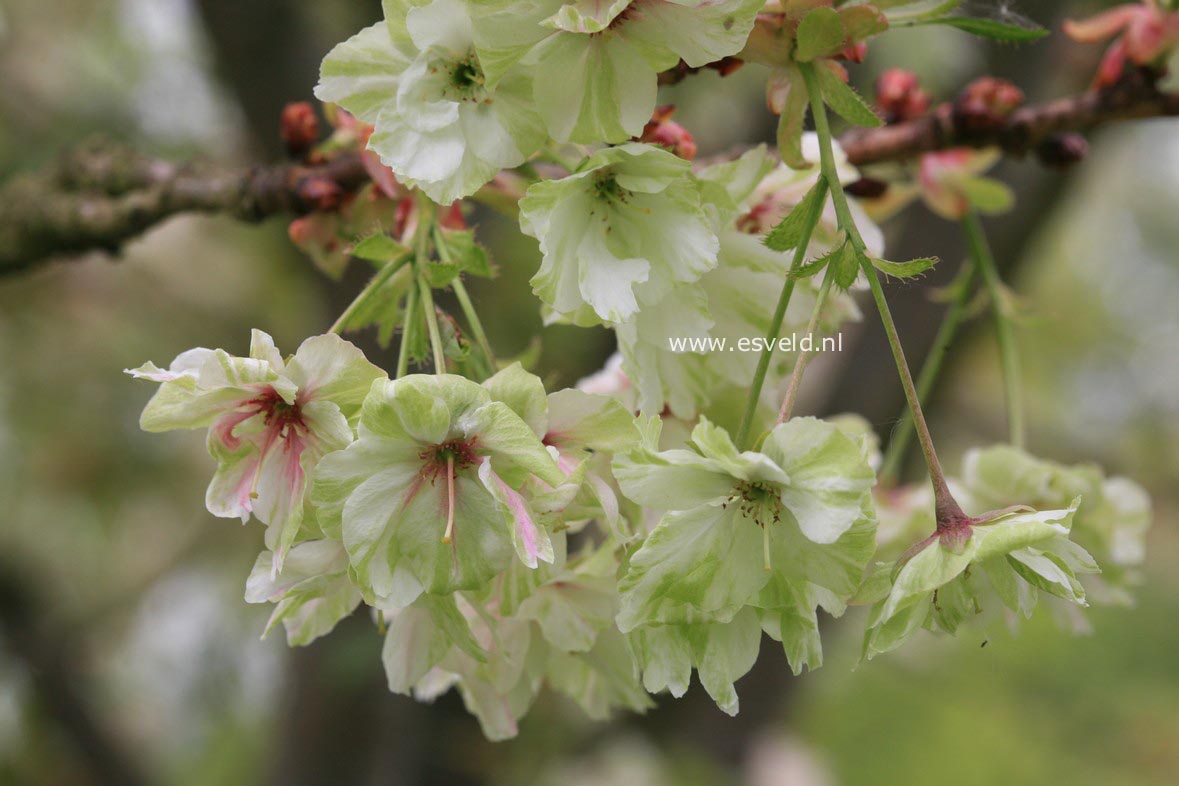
[123, 0, 1159, 742]
[130, 332, 1139, 734]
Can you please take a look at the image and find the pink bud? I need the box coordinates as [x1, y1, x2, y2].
[280, 102, 320, 159]
[638, 105, 698, 160]
[875, 68, 930, 123]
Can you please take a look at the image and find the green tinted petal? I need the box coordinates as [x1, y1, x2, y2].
[544, 389, 638, 454]
[693, 607, 761, 716]
[516, 572, 617, 652]
[630, 624, 693, 697]
[531, 33, 656, 143]
[315, 22, 408, 123]
[464, 401, 564, 486]
[482, 362, 549, 437]
[244, 541, 361, 646]
[617, 504, 768, 630]
[612, 446, 733, 511]
[543, 0, 632, 33]
[284, 334, 385, 419]
[763, 417, 877, 544]
[546, 628, 653, 720]
[622, 0, 763, 67]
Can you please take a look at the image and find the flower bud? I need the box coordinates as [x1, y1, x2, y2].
[1035, 133, 1089, 169]
[638, 105, 698, 160]
[955, 77, 1025, 134]
[297, 176, 344, 212]
[875, 68, 930, 123]
[280, 102, 320, 159]
[839, 41, 869, 63]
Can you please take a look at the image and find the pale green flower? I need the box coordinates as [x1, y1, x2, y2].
[316, 0, 546, 203]
[629, 608, 761, 715]
[613, 416, 877, 677]
[127, 330, 384, 572]
[472, 0, 765, 143]
[611, 143, 867, 419]
[244, 540, 362, 646]
[614, 283, 718, 418]
[960, 445, 1151, 592]
[381, 538, 648, 739]
[521, 143, 719, 325]
[382, 592, 541, 740]
[863, 501, 1098, 660]
[310, 371, 566, 605]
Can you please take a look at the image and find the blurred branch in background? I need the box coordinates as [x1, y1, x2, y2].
[0, 563, 151, 786]
[2, 70, 1176, 277]
[840, 66, 1178, 165]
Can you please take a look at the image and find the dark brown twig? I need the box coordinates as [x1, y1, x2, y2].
[0, 141, 368, 275]
[840, 68, 1179, 166]
[2, 71, 1177, 275]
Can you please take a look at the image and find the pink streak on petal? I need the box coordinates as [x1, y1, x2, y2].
[490, 471, 542, 568]
[211, 408, 258, 452]
[278, 432, 308, 507]
[232, 454, 261, 520]
[555, 451, 580, 477]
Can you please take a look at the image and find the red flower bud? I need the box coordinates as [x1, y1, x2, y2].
[875, 68, 930, 123]
[955, 77, 1025, 134]
[280, 102, 320, 159]
[638, 105, 698, 160]
[297, 176, 344, 212]
[1035, 133, 1089, 169]
[440, 201, 468, 230]
[838, 41, 868, 63]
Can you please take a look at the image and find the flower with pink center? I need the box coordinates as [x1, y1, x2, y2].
[128, 330, 385, 572]
[310, 370, 569, 606]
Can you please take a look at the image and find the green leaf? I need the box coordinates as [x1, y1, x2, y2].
[764, 178, 827, 252]
[871, 256, 938, 279]
[440, 228, 495, 278]
[352, 233, 409, 264]
[831, 240, 863, 290]
[957, 176, 1015, 215]
[816, 65, 883, 128]
[790, 253, 831, 280]
[795, 7, 847, 62]
[423, 229, 495, 288]
[337, 262, 414, 348]
[924, 15, 1049, 43]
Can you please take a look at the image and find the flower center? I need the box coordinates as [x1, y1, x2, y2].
[418, 437, 480, 546]
[729, 480, 783, 526]
[420, 437, 480, 476]
[728, 480, 783, 572]
[591, 171, 632, 205]
[434, 51, 487, 103]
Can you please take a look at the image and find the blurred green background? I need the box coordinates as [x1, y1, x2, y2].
[0, 1, 1176, 784]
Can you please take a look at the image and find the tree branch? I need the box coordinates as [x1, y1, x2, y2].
[840, 67, 1179, 166]
[2, 71, 1177, 276]
[0, 141, 368, 275]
